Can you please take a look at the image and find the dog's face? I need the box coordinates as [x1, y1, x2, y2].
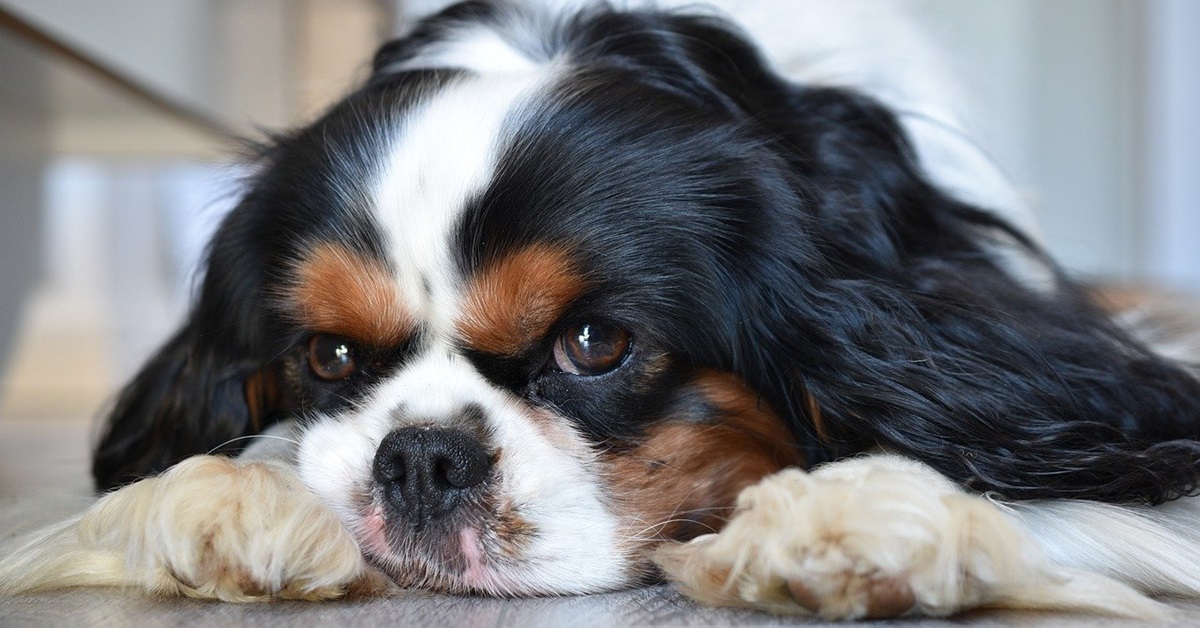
[281, 15, 819, 593]
[92, 0, 1200, 599]
[286, 61, 803, 591]
[124, 5, 812, 594]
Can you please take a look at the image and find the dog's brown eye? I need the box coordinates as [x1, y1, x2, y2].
[554, 323, 631, 375]
[308, 335, 357, 381]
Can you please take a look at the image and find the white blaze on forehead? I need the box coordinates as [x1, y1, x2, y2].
[383, 25, 548, 75]
[372, 71, 546, 338]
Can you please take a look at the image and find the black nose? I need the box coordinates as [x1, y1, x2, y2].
[372, 427, 491, 529]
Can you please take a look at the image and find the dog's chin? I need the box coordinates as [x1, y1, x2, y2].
[359, 532, 645, 597]
[363, 531, 553, 596]
[349, 493, 646, 597]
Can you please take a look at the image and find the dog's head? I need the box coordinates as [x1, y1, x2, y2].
[92, 0, 1200, 595]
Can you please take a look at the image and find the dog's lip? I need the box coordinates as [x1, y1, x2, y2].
[362, 523, 514, 593]
[355, 499, 503, 590]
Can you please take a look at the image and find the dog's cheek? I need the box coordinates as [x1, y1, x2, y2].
[602, 371, 804, 546]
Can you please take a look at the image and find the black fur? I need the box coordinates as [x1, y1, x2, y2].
[95, 1, 1200, 505]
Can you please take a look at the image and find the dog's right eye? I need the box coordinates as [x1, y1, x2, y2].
[307, 334, 357, 381]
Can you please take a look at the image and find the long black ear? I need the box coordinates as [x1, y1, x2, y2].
[729, 83, 1200, 505]
[92, 194, 288, 491]
[91, 322, 281, 491]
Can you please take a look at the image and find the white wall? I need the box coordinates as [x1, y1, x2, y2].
[904, 0, 1144, 282]
[1143, 0, 1200, 293]
[853, 0, 1197, 290]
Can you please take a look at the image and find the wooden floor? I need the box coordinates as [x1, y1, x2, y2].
[1, 414, 1196, 626]
[9, 586, 1199, 628]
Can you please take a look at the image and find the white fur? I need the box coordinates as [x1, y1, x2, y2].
[1009, 496, 1200, 599]
[382, 24, 549, 75]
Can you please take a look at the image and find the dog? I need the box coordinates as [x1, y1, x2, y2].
[4, 0, 1200, 619]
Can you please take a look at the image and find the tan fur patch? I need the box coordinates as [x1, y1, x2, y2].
[457, 245, 585, 356]
[244, 368, 281, 432]
[605, 370, 804, 547]
[288, 243, 415, 346]
[491, 501, 537, 559]
[804, 390, 828, 443]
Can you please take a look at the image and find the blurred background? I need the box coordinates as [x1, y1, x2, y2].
[0, 0, 1197, 490]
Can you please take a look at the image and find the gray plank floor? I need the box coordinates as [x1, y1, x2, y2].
[8, 586, 1199, 628]
[1, 415, 1195, 626]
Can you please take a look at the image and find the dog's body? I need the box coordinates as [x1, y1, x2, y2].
[4, 0, 1200, 619]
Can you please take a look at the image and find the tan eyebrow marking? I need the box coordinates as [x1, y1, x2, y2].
[457, 244, 586, 356]
[287, 242, 416, 346]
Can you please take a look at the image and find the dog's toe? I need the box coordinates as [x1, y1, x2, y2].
[783, 571, 913, 619]
[862, 575, 916, 618]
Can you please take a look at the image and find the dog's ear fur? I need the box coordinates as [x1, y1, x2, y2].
[92, 205, 285, 492]
[715, 65, 1200, 505]
[91, 325, 280, 491]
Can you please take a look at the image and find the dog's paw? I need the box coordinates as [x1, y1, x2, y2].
[655, 455, 1165, 620]
[94, 455, 390, 601]
[1, 455, 390, 601]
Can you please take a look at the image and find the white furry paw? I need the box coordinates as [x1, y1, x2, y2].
[655, 455, 1167, 620]
[1, 456, 390, 601]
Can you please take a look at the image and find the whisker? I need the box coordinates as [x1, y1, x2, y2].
[205, 433, 302, 455]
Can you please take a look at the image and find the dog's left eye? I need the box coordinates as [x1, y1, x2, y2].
[553, 323, 631, 376]
[307, 334, 357, 381]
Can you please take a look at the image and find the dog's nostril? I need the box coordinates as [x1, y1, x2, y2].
[372, 427, 491, 528]
[436, 443, 489, 489]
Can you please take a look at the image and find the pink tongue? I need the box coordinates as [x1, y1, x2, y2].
[460, 527, 490, 585]
[360, 505, 390, 555]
